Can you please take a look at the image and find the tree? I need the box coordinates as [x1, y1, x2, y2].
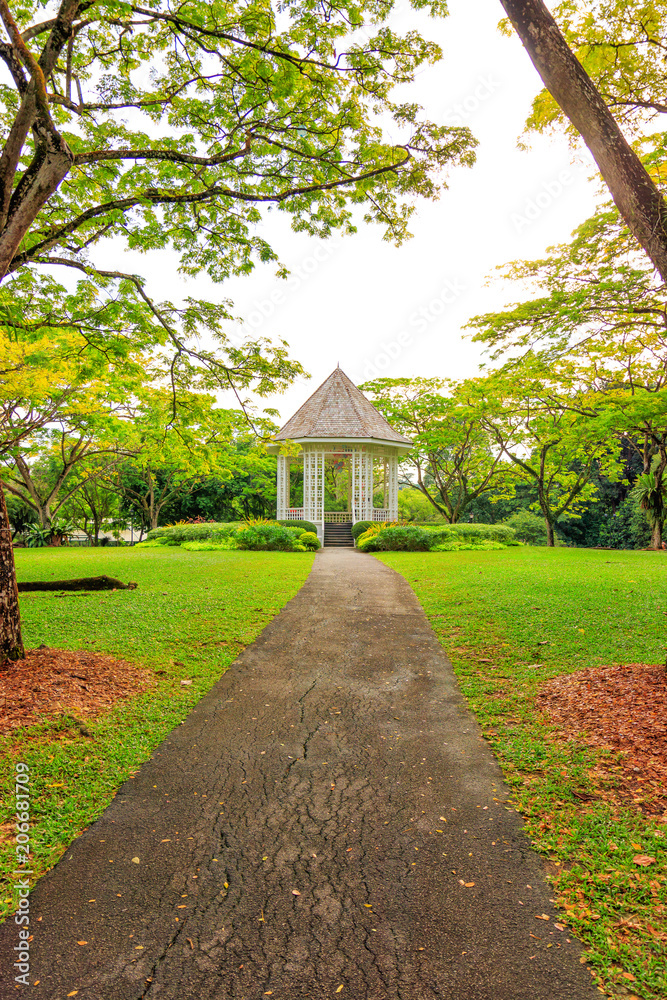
[0, 0, 473, 282]
[498, 0, 667, 282]
[112, 389, 247, 532]
[361, 377, 508, 523]
[469, 366, 616, 547]
[467, 206, 667, 545]
[0, 0, 476, 664]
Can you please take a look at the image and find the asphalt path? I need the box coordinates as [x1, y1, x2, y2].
[1, 549, 598, 999]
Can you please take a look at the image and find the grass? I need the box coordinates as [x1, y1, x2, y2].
[377, 546, 667, 1000]
[1, 546, 314, 922]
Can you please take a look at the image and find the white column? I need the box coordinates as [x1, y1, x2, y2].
[276, 454, 290, 519]
[363, 451, 374, 519]
[387, 452, 399, 520]
[303, 449, 316, 522]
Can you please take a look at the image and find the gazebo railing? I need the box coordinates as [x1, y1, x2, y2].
[371, 509, 394, 522]
[324, 511, 352, 523]
[281, 508, 305, 520]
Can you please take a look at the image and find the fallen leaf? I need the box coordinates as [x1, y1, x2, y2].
[633, 854, 656, 866]
[535, 914, 550, 921]
[131, 857, 140, 864]
[622, 973, 636, 982]
[67, 992, 78, 997]
[292, 889, 301, 896]
[554, 923, 565, 931]
[76, 941, 87, 946]
[135, 945, 144, 950]
[335, 988, 344, 994]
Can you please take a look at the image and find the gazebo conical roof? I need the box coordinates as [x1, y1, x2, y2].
[273, 368, 412, 449]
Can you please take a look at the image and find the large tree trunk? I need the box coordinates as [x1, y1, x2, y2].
[544, 518, 555, 548]
[651, 520, 664, 550]
[0, 484, 24, 666]
[499, 0, 667, 283]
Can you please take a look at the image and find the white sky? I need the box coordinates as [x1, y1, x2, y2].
[113, 0, 603, 425]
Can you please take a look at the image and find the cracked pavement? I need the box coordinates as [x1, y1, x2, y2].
[0, 549, 598, 999]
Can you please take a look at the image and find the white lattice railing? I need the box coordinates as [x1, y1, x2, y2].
[282, 509, 305, 520]
[324, 511, 352, 523]
[371, 509, 395, 522]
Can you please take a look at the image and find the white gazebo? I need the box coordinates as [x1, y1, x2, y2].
[267, 367, 412, 545]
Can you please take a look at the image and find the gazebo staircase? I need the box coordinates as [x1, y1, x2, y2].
[324, 522, 354, 547]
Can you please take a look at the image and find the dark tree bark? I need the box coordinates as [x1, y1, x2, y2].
[0, 487, 24, 665]
[499, 0, 667, 283]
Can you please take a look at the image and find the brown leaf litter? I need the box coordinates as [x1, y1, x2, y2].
[537, 662, 667, 817]
[0, 646, 156, 737]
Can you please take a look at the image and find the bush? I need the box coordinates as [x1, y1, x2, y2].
[276, 519, 318, 534]
[235, 523, 301, 551]
[429, 522, 517, 546]
[299, 531, 321, 551]
[181, 539, 238, 551]
[357, 524, 431, 552]
[355, 521, 518, 553]
[502, 512, 548, 546]
[351, 520, 373, 540]
[147, 522, 239, 544]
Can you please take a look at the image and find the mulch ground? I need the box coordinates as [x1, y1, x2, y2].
[0, 646, 156, 737]
[537, 663, 667, 818]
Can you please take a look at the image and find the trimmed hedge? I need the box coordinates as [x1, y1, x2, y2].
[147, 522, 238, 544]
[351, 521, 373, 540]
[299, 531, 321, 551]
[235, 523, 299, 551]
[276, 519, 318, 534]
[356, 521, 518, 553]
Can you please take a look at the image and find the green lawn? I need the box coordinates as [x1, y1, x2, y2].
[378, 547, 667, 1000]
[1, 547, 314, 921]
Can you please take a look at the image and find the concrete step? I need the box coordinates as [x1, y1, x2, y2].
[324, 522, 354, 548]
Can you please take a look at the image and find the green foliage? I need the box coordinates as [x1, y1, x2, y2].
[1, 547, 314, 920]
[0, 0, 477, 289]
[597, 495, 652, 550]
[235, 523, 302, 552]
[398, 487, 447, 523]
[351, 521, 374, 540]
[298, 531, 321, 551]
[356, 521, 517, 552]
[361, 377, 508, 522]
[504, 510, 550, 546]
[357, 524, 431, 552]
[147, 522, 239, 544]
[276, 520, 318, 534]
[181, 539, 238, 552]
[631, 471, 665, 528]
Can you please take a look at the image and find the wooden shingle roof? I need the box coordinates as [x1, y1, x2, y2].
[274, 368, 412, 446]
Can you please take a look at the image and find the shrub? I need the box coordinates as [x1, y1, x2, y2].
[181, 539, 238, 551]
[430, 539, 507, 552]
[351, 520, 373, 540]
[357, 524, 431, 552]
[147, 522, 239, 544]
[235, 523, 300, 551]
[299, 531, 321, 551]
[276, 519, 318, 534]
[502, 512, 548, 546]
[425, 523, 517, 547]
